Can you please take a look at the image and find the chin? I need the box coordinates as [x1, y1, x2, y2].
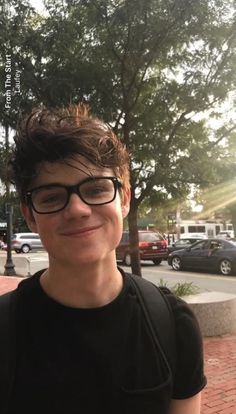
[55, 251, 110, 267]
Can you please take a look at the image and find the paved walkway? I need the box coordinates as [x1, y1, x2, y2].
[0, 275, 23, 294]
[0, 276, 235, 413]
[202, 335, 236, 414]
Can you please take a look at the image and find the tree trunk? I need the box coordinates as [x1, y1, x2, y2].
[122, 111, 142, 276]
[128, 204, 142, 277]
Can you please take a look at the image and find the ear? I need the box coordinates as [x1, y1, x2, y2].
[20, 202, 38, 233]
[121, 189, 130, 218]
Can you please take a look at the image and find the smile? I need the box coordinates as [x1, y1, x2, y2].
[60, 226, 101, 236]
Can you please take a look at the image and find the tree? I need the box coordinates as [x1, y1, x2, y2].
[1, 0, 236, 275]
[77, 0, 236, 274]
[0, 0, 40, 129]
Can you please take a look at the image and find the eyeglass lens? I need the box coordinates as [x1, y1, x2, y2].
[31, 178, 116, 212]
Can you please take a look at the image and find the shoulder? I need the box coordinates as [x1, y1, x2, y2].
[123, 271, 201, 332]
[161, 286, 203, 346]
[17, 269, 45, 291]
[124, 272, 206, 398]
[162, 288, 207, 398]
[7, 270, 46, 304]
[0, 289, 17, 309]
[159, 286, 204, 365]
[129, 274, 203, 351]
[0, 269, 44, 309]
[125, 271, 194, 325]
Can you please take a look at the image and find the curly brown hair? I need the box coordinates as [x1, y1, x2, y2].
[9, 104, 130, 201]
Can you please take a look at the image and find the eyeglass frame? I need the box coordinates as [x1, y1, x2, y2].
[25, 176, 122, 214]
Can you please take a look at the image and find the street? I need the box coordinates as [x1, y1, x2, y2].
[1, 251, 236, 294]
[119, 259, 236, 295]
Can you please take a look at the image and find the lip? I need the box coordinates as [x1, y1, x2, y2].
[60, 225, 102, 236]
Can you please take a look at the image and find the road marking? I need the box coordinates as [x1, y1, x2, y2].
[142, 267, 236, 282]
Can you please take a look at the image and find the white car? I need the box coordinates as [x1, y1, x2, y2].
[11, 233, 44, 253]
[179, 233, 207, 239]
[216, 231, 234, 239]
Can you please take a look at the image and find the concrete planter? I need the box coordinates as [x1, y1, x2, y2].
[0, 254, 49, 277]
[184, 291, 236, 337]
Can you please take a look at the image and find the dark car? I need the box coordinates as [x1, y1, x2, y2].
[116, 230, 168, 266]
[167, 237, 207, 255]
[167, 238, 236, 276]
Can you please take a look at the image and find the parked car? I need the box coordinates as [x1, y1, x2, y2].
[216, 230, 234, 239]
[0, 241, 7, 250]
[11, 232, 44, 253]
[167, 238, 236, 276]
[167, 237, 207, 255]
[116, 230, 168, 266]
[1, 243, 7, 251]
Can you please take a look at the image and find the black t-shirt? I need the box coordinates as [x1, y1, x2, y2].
[7, 269, 206, 414]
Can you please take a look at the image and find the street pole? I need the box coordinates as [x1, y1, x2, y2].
[4, 202, 16, 276]
[176, 205, 181, 241]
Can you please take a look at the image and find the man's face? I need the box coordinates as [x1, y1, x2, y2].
[21, 156, 130, 268]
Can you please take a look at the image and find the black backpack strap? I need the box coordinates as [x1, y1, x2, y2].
[0, 289, 17, 414]
[129, 274, 176, 379]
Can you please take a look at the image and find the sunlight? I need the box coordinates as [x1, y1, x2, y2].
[194, 179, 236, 219]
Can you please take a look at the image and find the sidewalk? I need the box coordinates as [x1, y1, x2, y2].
[0, 275, 235, 413]
[202, 335, 236, 414]
[0, 275, 24, 295]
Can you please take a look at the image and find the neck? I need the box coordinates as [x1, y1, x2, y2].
[40, 259, 123, 309]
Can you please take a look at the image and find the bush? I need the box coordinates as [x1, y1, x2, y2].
[158, 278, 200, 297]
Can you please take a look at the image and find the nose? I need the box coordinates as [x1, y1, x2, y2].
[63, 193, 92, 218]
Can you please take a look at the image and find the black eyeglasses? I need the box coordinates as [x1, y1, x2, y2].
[25, 176, 122, 214]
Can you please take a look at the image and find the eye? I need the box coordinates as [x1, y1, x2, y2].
[83, 186, 109, 198]
[34, 188, 66, 205]
[80, 179, 114, 200]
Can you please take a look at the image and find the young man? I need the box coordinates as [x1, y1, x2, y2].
[5, 104, 206, 413]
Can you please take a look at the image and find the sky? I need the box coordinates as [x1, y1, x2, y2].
[29, 0, 45, 13]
